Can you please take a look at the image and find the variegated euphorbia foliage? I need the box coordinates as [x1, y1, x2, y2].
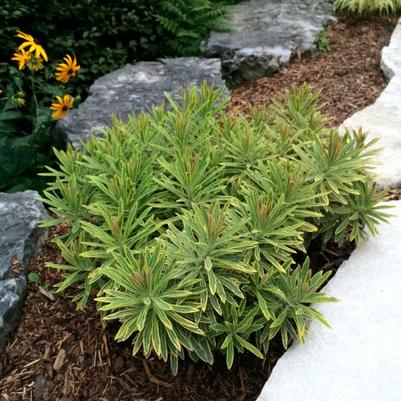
[40, 84, 391, 373]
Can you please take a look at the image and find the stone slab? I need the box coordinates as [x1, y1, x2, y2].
[0, 191, 47, 353]
[202, 0, 334, 84]
[57, 58, 227, 148]
[258, 200, 401, 401]
[382, 47, 401, 79]
[381, 19, 401, 79]
[341, 18, 401, 188]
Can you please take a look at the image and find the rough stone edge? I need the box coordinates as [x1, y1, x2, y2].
[381, 18, 401, 79]
[339, 17, 401, 189]
[0, 277, 26, 353]
[0, 191, 49, 354]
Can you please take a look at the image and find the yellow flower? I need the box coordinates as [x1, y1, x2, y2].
[50, 95, 74, 119]
[11, 49, 44, 71]
[11, 49, 31, 70]
[16, 31, 48, 62]
[27, 53, 44, 71]
[55, 54, 80, 83]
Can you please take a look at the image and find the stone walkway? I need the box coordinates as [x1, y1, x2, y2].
[202, 0, 334, 84]
[341, 19, 401, 188]
[258, 200, 401, 401]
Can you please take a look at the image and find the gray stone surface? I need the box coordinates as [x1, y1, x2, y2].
[0, 277, 26, 352]
[202, 0, 334, 84]
[381, 19, 401, 79]
[57, 58, 227, 148]
[0, 191, 47, 353]
[341, 18, 401, 188]
[258, 200, 401, 401]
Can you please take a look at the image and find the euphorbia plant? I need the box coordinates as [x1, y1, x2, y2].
[40, 84, 391, 373]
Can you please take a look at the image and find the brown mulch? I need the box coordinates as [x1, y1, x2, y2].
[386, 188, 401, 201]
[0, 14, 398, 401]
[0, 228, 355, 401]
[230, 15, 398, 127]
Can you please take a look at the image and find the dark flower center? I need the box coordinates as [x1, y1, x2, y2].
[68, 68, 73, 74]
[62, 105, 68, 111]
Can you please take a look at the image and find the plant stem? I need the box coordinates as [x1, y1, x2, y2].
[30, 74, 40, 136]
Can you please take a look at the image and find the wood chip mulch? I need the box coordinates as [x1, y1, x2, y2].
[0, 13, 399, 401]
[386, 188, 401, 201]
[0, 227, 354, 401]
[230, 15, 398, 127]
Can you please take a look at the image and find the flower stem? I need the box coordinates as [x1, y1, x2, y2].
[30, 74, 40, 136]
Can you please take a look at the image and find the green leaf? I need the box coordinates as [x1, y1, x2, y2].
[27, 272, 40, 283]
[256, 291, 272, 321]
[234, 334, 263, 359]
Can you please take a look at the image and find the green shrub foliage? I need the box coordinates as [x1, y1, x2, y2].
[334, 0, 401, 13]
[41, 84, 390, 372]
[0, 0, 235, 97]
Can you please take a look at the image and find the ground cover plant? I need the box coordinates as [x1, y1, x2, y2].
[39, 83, 390, 373]
[334, 0, 401, 13]
[0, 31, 79, 192]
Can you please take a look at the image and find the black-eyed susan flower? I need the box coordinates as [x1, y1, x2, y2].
[16, 31, 48, 62]
[55, 54, 80, 83]
[28, 54, 45, 71]
[11, 49, 44, 71]
[11, 49, 31, 70]
[50, 95, 74, 119]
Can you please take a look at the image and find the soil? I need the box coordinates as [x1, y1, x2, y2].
[0, 14, 398, 401]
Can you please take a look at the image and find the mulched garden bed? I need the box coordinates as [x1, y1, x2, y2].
[230, 15, 398, 127]
[0, 227, 355, 401]
[0, 14, 398, 401]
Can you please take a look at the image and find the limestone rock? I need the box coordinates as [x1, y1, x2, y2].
[258, 200, 401, 401]
[56, 58, 227, 148]
[341, 18, 401, 188]
[0, 191, 47, 353]
[202, 0, 334, 84]
[341, 76, 401, 188]
[381, 19, 401, 79]
[0, 277, 26, 352]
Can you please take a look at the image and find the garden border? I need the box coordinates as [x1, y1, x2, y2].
[257, 18, 401, 401]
